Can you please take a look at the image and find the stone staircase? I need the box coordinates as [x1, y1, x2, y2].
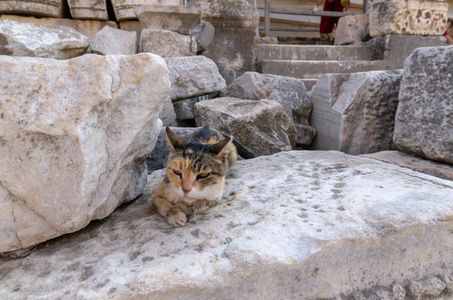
[255, 35, 446, 90]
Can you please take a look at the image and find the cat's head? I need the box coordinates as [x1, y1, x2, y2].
[164, 127, 233, 203]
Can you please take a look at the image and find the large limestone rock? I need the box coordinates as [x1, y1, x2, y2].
[112, 0, 180, 22]
[334, 14, 369, 45]
[369, 0, 448, 37]
[1, 151, 453, 299]
[201, 0, 259, 77]
[194, 97, 296, 158]
[90, 25, 137, 55]
[0, 15, 118, 42]
[362, 151, 453, 182]
[68, 0, 108, 20]
[221, 72, 315, 145]
[165, 56, 226, 101]
[393, 46, 453, 164]
[0, 0, 65, 18]
[0, 53, 170, 253]
[140, 29, 197, 57]
[309, 70, 402, 155]
[0, 19, 90, 59]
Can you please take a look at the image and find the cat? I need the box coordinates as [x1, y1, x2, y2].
[152, 126, 237, 227]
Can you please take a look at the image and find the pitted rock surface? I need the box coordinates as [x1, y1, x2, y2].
[1, 151, 453, 299]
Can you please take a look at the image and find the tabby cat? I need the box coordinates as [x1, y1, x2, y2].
[152, 126, 237, 227]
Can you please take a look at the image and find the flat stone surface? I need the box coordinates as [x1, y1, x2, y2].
[258, 60, 387, 79]
[362, 151, 453, 182]
[334, 14, 369, 45]
[1, 151, 453, 299]
[0, 53, 169, 253]
[140, 29, 196, 57]
[255, 44, 373, 61]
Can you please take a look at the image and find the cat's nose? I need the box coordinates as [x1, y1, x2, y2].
[182, 186, 192, 194]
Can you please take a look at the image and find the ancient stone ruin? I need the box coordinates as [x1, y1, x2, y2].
[0, 0, 453, 299]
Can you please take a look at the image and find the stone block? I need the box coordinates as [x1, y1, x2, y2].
[190, 20, 215, 51]
[68, 0, 108, 20]
[111, 0, 180, 22]
[90, 25, 137, 55]
[393, 46, 453, 164]
[0, 19, 89, 59]
[369, 0, 448, 37]
[2, 151, 453, 298]
[140, 29, 196, 57]
[159, 97, 177, 127]
[0, 0, 65, 18]
[308, 70, 402, 155]
[201, 0, 259, 76]
[194, 97, 296, 158]
[367, 35, 445, 69]
[0, 15, 118, 41]
[134, 3, 202, 34]
[334, 14, 369, 45]
[165, 56, 226, 101]
[221, 71, 315, 145]
[172, 93, 218, 123]
[0, 53, 170, 253]
[362, 151, 453, 182]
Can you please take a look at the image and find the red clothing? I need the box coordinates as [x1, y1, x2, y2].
[320, 0, 343, 34]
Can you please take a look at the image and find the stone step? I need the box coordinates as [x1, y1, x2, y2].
[258, 59, 388, 79]
[1, 151, 453, 299]
[255, 44, 373, 62]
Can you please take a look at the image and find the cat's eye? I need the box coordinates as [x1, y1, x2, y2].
[197, 173, 210, 180]
[173, 170, 182, 177]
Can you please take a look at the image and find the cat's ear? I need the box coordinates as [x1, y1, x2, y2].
[209, 137, 233, 161]
[166, 127, 185, 152]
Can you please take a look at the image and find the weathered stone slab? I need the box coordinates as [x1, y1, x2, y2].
[90, 25, 137, 55]
[0, 53, 170, 253]
[201, 0, 259, 76]
[1, 151, 453, 299]
[190, 20, 215, 51]
[68, 0, 108, 20]
[112, 0, 180, 22]
[393, 46, 453, 164]
[165, 56, 226, 101]
[172, 93, 218, 124]
[0, 0, 64, 18]
[194, 97, 296, 158]
[159, 97, 177, 128]
[362, 151, 453, 182]
[0, 19, 90, 59]
[134, 3, 202, 34]
[221, 72, 315, 145]
[369, 0, 448, 37]
[0, 15, 118, 41]
[334, 14, 369, 45]
[308, 70, 402, 155]
[140, 29, 196, 57]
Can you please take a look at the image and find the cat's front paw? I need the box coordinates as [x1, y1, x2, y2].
[166, 207, 187, 227]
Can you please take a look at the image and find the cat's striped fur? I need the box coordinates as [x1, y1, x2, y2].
[152, 126, 237, 227]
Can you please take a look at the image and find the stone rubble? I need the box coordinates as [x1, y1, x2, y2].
[220, 71, 315, 145]
[0, 19, 90, 59]
[0, 53, 170, 253]
[140, 29, 197, 57]
[90, 25, 137, 55]
[194, 97, 296, 158]
[1, 151, 452, 299]
[308, 70, 402, 155]
[334, 14, 370, 45]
